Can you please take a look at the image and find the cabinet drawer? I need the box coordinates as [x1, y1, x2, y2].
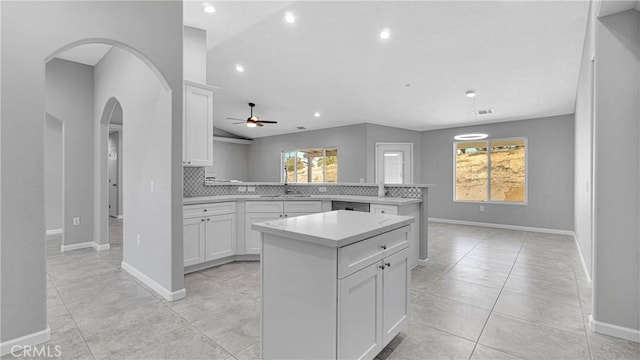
[370, 204, 398, 215]
[284, 201, 322, 214]
[246, 201, 284, 213]
[338, 226, 409, 279]
[184, 202, 236, 218]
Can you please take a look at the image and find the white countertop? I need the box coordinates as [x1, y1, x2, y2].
[251, 210, 414, 248]
[183, 194, 422, 206]
[204, 181, 433, 188]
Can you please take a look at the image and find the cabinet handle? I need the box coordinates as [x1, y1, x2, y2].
[207, 218, 210, 221]
[201, 219, 205, 222]
[203, 209, 207, 212]
[379, 265, 386, 270]
[380, 245, 387, 250]
[381, 210, 386, 213]
[284, 214, 288, 218]
[279, 214, 283, 218]
[385, 262, 391, 267]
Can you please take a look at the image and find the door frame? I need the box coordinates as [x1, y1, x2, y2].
[375, 143, 414, 184]
[108, 124, 122, 218]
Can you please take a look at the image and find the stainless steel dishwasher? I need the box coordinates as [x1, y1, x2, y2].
[331, 201, 370, 212]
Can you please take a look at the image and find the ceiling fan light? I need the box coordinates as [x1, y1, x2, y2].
[454, 133, 488, 141]
[246, 121, 257, 128]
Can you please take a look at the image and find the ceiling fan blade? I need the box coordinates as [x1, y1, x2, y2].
[226, 117, 244, 121]
[257, 120, 278, 124]
[232, 122, 245, 125]
[257, 122, 265, 127]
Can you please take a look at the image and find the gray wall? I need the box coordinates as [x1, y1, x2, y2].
[592, 9, 639, 333]
[248, 124, 368, 182]
[44, 115, 63, 231]
[573, 0, 596, 278]
[46, 58, 95, 246]
[211, 141, 250, 181]
[422, 115, 575, 231]
[94, 45, 180, 293]
[0, 0, 183, 345]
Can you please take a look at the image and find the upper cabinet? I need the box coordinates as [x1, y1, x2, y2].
[183, 81, 217, 167]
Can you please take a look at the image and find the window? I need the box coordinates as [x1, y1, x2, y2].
[454, 138, 526, 203]
[282, 148, 337, 183]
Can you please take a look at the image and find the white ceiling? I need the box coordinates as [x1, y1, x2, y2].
[187, 0, 590, 139]
[55, 43, 112, 66]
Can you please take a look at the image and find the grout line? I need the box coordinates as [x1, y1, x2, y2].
[467, 237, 525, 360]
[46, 275, 97, 360]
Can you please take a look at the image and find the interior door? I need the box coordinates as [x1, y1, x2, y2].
[375, 143, 413, 184]
[108, 143, 118, 218]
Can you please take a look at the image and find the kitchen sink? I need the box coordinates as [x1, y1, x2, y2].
[259, 194, 312, 198]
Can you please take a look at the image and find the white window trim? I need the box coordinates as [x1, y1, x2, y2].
[281, 147, 338, 183]
[452, 137, 528, 205]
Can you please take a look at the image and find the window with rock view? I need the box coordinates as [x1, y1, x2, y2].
[455, 138, 526, 203]
[282, 148, 337, 183]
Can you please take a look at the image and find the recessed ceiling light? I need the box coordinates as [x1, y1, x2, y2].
[235, 64, 244, 72]
[314, 112, 320, 117]
[202, 3, 215, 14]
[379, 28, 391, 40]
[465, 90, 476, 98]
[284, 11, 296, 24]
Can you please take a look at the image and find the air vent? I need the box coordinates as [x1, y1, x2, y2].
[296, 126, 307, 130]
[473, 109, 494, 116]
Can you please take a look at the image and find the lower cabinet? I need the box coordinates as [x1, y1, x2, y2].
[183, 202, 236, 267]
[338, 246, 410, 359]
[244, 212, 282, 254]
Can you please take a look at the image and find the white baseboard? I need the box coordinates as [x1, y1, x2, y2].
[60, 242, 110, 252]
[589, 315, 640, 343]
[0, 326, 50, 356]
[121, 261, 186, 302]
[93, 243, 110, 251]
[60, 241, 94, 252]
[572, 233, 592, 285]
[46, 229, 62, 236]
[428, 218, 574, 236]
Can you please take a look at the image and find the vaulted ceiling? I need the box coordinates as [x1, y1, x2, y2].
[185, 0, 590, 139]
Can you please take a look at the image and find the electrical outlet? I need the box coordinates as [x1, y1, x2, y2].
[247, 186, 256, 192]
[150, 181, 155, 193]
[137, 234, 141, 246]
[73, 217, 80, 226]
[318, 187, 327, 193]
[359, 178, 365, 183]
[238, 186, 247, 192]
[479, 205, 485, 212]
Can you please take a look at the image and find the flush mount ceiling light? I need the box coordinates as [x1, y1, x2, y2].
[314, 112, 320, 117]
[202, 2, 215, 14]
[454, 90, 489, 141]
[384, 153, 400, 157]
[379, 28, 391, 40]
[284, 11, 296, 24]
[235, 64, 244, 72]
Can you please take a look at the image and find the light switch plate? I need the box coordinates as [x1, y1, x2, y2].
[318, 187, 327, 192]
[73, 217, 80, 226]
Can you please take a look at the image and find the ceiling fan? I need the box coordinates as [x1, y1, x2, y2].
[227, 102, 278, 127]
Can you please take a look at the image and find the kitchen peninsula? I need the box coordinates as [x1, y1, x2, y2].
[253, 210, 414, 360]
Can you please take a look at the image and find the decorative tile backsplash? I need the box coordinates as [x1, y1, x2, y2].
[183, 167, 423, 198]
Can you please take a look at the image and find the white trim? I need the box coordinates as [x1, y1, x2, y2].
[60, 242, 110, 252]
[417, 258, 429, 266]
[121, 261, 186, 301]
[0, 326, 51, 356]
[589, 315, 640, 343]
[46, 229, 62, 236]
[60, 241, 94, 252]
[572, 233, 593, 285]
[428, 217, 574, 236]
[213, 136, 252, 145]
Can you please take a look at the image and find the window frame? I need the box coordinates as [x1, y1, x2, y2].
[452, 137, 528, 205]
[280, 147, 338, 183]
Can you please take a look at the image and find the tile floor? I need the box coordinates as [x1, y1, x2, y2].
[5, 220, 639, 359]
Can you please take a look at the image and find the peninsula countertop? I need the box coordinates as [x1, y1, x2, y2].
[183, 194, 422, 206]
[251, 210, 414, 248]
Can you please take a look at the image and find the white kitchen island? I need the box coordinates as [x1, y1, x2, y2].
[252, 210, 415, 360]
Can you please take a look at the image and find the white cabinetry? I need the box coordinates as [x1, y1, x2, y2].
[244, 200, 322, 254]
[260, 223, 411, 360]
[183, 81, 216, 167]
[370, 203, 419, 269]
[370, 204, 398, 215]
[183, 202, 236, 267]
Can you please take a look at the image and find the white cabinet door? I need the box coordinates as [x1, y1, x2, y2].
[184, 217, 206, 266]
[245, 212, 282, 254]
[382, 247, 410, 345]
[370, 204, 398, 215]
[205, 213, 236, 261]
[183, 82, 214, 167]
[338, 262, 383, 360]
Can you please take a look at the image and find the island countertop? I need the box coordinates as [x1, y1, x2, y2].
[251, 210, 414, 248]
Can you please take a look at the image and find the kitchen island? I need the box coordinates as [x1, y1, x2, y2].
[252, 210, 414, 360]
